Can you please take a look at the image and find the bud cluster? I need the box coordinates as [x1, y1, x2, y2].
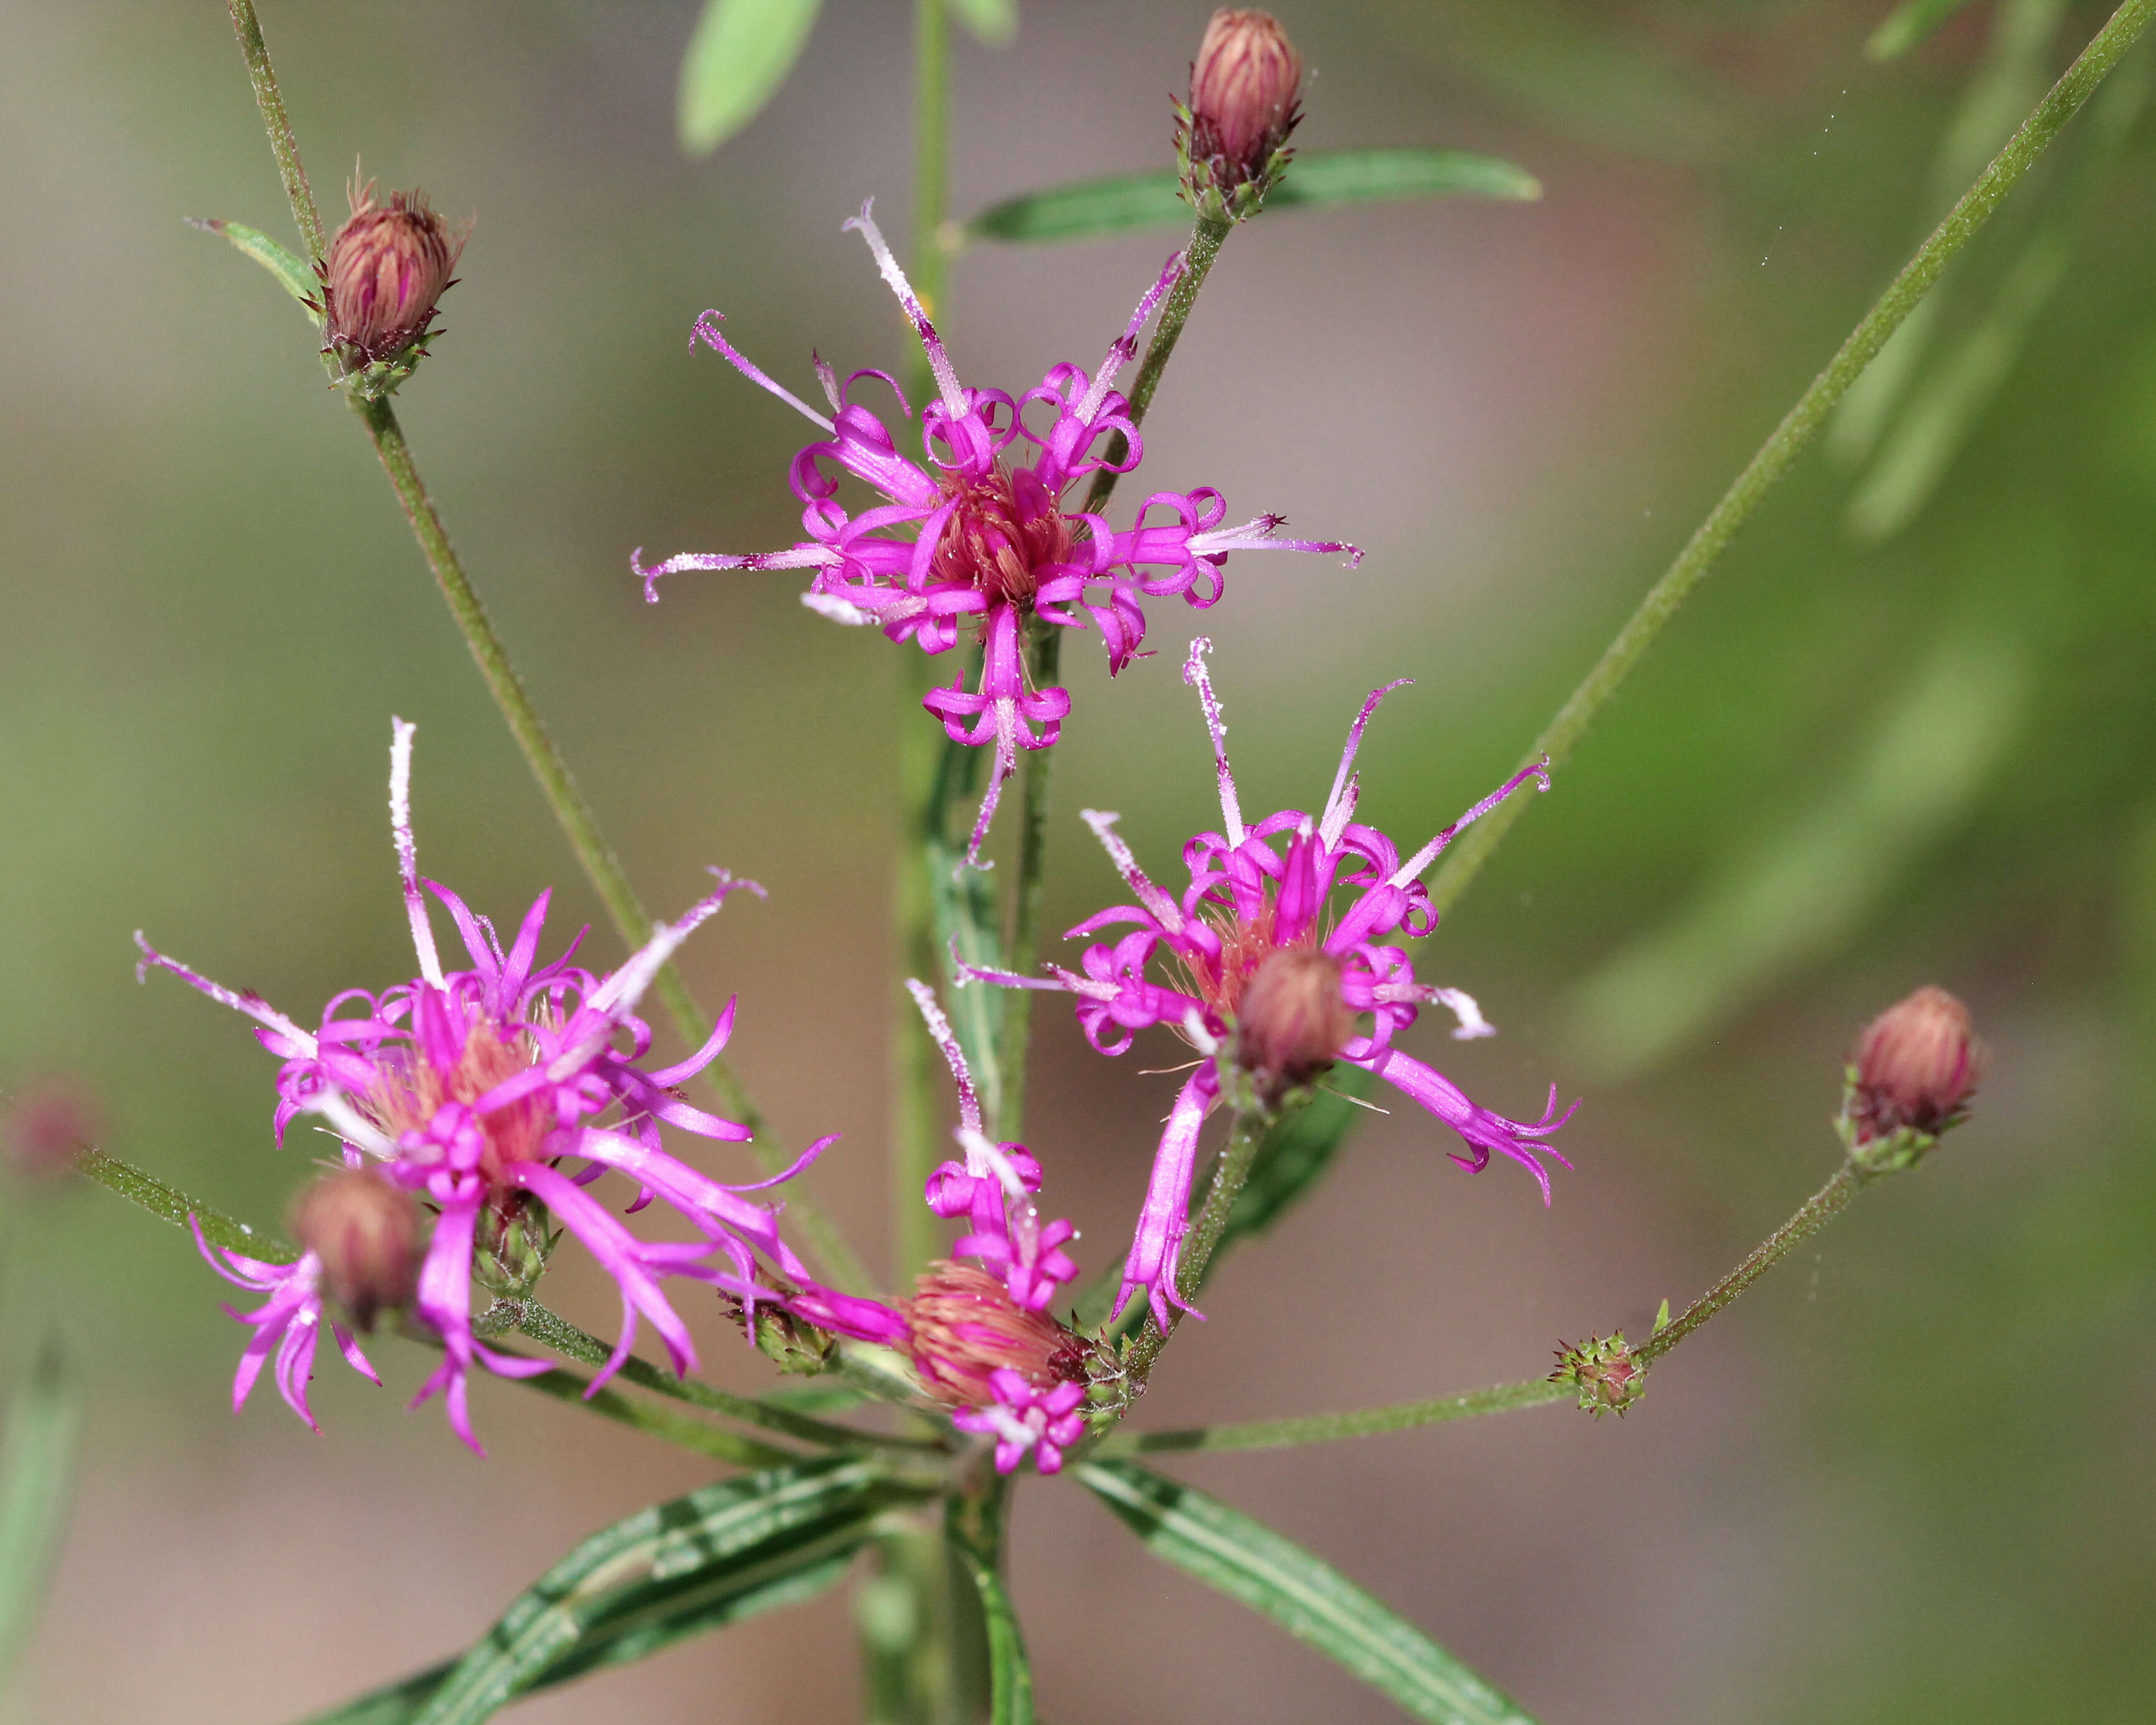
[1175, 9, 1304, 222]
[1839, 986, 1986, 1175]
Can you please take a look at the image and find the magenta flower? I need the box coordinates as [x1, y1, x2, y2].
[951, 1369, 1088, 1476]
[190, 1212, 380, 1433]
[140, 720, 829, 1452]
[635, 200, 1361, 864]
[964, 640, 1576, 1329]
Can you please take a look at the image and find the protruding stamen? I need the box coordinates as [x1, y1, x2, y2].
[390, 719, 446, 986]
[633, 543, 841, 605]
[691, 310, 835, 432]
[1187, 515, 1363, 566]
[907, 978, 982, 1134]
[1182, 638, 1245, 846]
[1078, 810, 1187, 935]
[842, 200, 968, 421]
[1320, 678, 1412, 847]
[1075, 251, 1186, 424]
[1391, 756, 1552, 886]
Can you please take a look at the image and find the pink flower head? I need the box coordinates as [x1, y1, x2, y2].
[189, 1213, 380, 1433]
[905, 979, 1078, 1315]
[951, 1368, 1088, 1476]
[635, 200, 1361, 866]
[141, 720, 831, 1452]
[963, 640, 1576, 1329]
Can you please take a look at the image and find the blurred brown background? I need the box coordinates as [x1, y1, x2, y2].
[4, 1, 2154, 1721]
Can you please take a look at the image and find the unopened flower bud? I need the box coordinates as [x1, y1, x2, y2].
[1840, 988, 1985, 1173]
[3, 1077, 100, 1179]
[290, 1167, 422, 1331]
[318, 180, 466, 382]
[903, 1261, 1087, 1409]
[1234, 947, 1353, 1101]
[1177, 10, 1304, 220]
[1551, 1332, 1644, 1418]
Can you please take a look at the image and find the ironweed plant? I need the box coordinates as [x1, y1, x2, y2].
[9, 0, 2150, 1719]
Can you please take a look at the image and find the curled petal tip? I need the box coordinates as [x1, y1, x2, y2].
[1342, 544, 1366, 569]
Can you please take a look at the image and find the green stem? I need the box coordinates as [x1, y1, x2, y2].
[1121, 1107, 1264, 1386]
[503, 1298, 948, 1453]
[893, 0, 954, 1285]
[354, 396, 867, 1291]
[1424, 0, 2156, 920]
[217, 1, 870, 1293]
[226, 0, 325, 262]
[1100, 1156, 1877, 1455]
[1096, 1379, 1564, 1456]
[1634, 1162, 1862, 1365]
[1076, 213, 1233, 521]
[995, 624, 1060, 1141]
[73, 1147, 296, 1263]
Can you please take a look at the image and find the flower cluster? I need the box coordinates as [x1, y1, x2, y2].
[966, 640, 1577, 1329]
[635, 201, 1358, 864]
[775, 981, 1093, 1475]
[148, 721, 825, 1451]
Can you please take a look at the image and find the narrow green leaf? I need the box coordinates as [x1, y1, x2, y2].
[0, 1340, 80, 1690]
[951, 1543, 1034, 1725]
[678, 0, 823, 157]
[951, 0, 1017, 47]
[1869, 0, 1981, 60]
[961, 147, 1540, 246]
[404, 1454, 926, 1725]
[74, 1147, 296, 1263]
[1079, 1461, 1539, 1725]
[299, 1538, 861, 1725]
[187, 217, 321, 317]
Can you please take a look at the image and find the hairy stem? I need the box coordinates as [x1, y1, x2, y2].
[1101, 1155, 1882, 1454]
[996, 624, 1060, 1141]
[354, 398, 867, 1289]
[226, 0, 324, 261]
[1096, 1379, 1564, 1456]
[1426, 0, 2156, 919]
[1076, 212, 1233, 521]
[1634, 1162, 1862, 1364]
[893, 0, 954, 1284]
[502, 1298, 946, 1453]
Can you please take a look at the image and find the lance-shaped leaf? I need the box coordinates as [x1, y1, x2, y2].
[386, 1454, 930, 1725]
[960, 147, 1541, 247]
[678, 0, 824, 156]
[0, 1339, 80, 1691]
[187, 217, 322, 319]
[1078, 1461, 1539, 1725]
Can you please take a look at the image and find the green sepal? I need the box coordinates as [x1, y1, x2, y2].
[1548, 1331, 1646, 1418]
[188, 217, 322, 320]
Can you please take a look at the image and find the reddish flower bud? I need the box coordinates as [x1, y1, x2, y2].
[290, 1167, 422, 1331]
[3, 1077, 100, 1178]
[1850, 986, 1986, 1143]
[1234, 946, 1353, 1100]
[1189, 9, 1303, 176]
[319, 180, 466, 370]
[903, 1261, 1087, 1409]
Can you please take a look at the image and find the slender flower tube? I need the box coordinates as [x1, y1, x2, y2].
[141, 721, 830, 1452]
[635, 200, 1361, 864]
[951, 1368, 1088, 1476]
[962, 640, 1577, 1328]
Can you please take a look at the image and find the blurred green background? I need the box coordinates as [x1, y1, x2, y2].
[2, 1, 2153, 1721]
